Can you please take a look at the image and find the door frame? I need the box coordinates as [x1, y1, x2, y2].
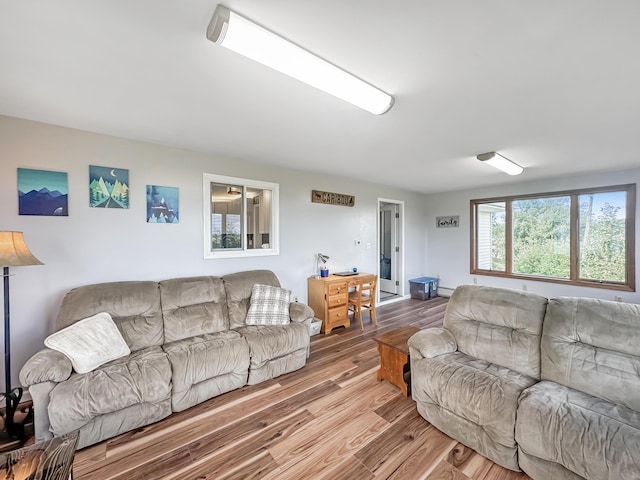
[377, 198, 405, 302]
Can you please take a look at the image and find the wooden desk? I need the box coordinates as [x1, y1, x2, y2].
[307, 273, 376, 334]
[374, 326, 420, 396]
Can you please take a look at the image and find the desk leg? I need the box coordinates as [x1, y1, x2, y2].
[376, 344, 410, 397]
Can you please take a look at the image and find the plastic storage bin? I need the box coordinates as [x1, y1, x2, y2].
[409, 277, 439, 300]
[309, 318, 322, 336]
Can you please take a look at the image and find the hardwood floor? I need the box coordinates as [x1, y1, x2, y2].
[74, 297, 530, 480]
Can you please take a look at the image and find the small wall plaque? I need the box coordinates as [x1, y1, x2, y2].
[312, 190, 355, 207]
[436, 215, 459, 228]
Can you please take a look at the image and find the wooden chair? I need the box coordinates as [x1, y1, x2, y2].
[0, 431, 78, 480]
[348, 276, 378, 330]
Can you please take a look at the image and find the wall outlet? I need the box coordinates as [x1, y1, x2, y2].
[473, 278, 478, 285]
[294, 296, 299, 303]
[365, 242, 372, 249]
[615, 295, 622, 302]
[354, 239, 362, 246]
[522, 284, 528, 291]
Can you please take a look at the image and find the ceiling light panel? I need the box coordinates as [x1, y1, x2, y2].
[477, 152, 523, 175]
[207, 6, 394, 115]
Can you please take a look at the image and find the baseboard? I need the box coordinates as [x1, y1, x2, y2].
[377, 294, 411, 306]
[436, 287, 454, 298]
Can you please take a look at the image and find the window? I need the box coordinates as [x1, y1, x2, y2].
[203, 174, 279, 258]
[471, 184, 635, 291]
[476, 202, 506, 272]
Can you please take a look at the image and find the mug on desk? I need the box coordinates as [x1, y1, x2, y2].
[320, 267, 329, 277]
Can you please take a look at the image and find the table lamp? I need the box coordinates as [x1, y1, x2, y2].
[0, 232, 43, 440]
[316, 253, 329, 278]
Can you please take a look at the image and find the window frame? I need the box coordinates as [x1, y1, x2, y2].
[470, 184, 636, 291]
[203, 173, 280, 259]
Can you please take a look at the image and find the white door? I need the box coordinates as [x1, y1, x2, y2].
[379, 202, 399, 294]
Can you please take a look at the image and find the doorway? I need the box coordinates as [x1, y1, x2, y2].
[378, 199, 404, 302]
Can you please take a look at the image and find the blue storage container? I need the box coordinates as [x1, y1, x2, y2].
[409, 277, 439, 300]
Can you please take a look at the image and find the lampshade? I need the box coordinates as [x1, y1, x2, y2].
[0, 232, 43, 267]
[207, 6, 394, 115]
[317, 253, 329, 264]
[477, 152, 523, 176]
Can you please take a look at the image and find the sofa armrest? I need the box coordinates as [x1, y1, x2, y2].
[28, 381, 57, 442]
[408, 328, 457, 360]
[289, 302, 314, 326]
[19, 348, 73, 386]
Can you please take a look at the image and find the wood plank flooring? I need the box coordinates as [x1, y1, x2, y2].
[73, 297, 530, 480]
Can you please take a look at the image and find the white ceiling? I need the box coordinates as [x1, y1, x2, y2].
[1, 1, 639, 194]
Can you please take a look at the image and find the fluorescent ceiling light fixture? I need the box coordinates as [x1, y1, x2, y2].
[206, 5, 394, 115]
[476, 152, 524, 175]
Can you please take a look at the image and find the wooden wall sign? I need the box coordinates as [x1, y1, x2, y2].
[436, 215, 459, 228]
[312, 190, 355, 207]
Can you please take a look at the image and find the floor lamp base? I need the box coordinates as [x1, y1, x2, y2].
[0, 387, 31, 443]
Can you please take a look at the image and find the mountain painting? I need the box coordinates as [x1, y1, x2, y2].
[89, 165, 130, 208]
[18, 168, 68, 216]
[146, 185, 179, 224]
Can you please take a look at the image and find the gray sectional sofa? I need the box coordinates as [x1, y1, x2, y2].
[408, 284, 640, 480]
[20, 270, 313, 449]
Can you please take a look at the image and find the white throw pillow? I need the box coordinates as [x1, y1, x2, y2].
[44, 312, 131, 374]
[245, 284, 291, 326]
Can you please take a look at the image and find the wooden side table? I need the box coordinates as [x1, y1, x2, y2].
[374, 326, 420, 396]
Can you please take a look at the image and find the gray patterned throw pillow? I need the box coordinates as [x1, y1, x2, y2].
[245, 284, 291, 325]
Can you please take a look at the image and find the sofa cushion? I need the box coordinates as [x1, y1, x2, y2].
[412, 351, 537, 453]
[55, 281, 163, 352]
[541, 297, 640, 411]
[517, 450, 588, 480]
[517, 380, 640, 480]
[160, 276, 229, 342]
[245, 284, 291, 326]
[444, 285, 548, 378]
[48, 346, 172, 435]
[162, 330, 249, 411]
[163, 330, 249, 392]
[236, 322, 309, 367]
[44, 312, 130, 374]
[236, 323, 309, 385]
[222, 270, 281, 329]
[75, 399, 171, 450]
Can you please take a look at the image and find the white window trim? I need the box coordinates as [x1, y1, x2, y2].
[203, 173, 280, 259]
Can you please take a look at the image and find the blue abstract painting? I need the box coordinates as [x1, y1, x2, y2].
[89, 165, 130, 208]
[18, 168, 68, 216]
[146, 185, 179, 223]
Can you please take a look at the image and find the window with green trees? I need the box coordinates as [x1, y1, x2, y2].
[471, 184, 635, 291]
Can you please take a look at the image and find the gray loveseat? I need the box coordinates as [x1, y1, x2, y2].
[20, 270, 313, 449]
[409, 284, 640, 480]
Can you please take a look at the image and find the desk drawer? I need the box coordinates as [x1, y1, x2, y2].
[328, 283, 347, 296]
[327, 293, 347, 308]
[327, 306, 347, 325]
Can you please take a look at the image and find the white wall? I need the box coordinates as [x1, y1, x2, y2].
[0, 115, 429, 385]
[425, 168, 640, 303]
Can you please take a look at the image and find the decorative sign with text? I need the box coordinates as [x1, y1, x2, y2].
[436, 215, 459, 228]
[312, 190, 355, 207]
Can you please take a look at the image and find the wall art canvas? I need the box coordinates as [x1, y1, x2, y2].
[89, 165, 130, 208]
[146, 185, 179, 223]
[18, 168, 68, 216]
